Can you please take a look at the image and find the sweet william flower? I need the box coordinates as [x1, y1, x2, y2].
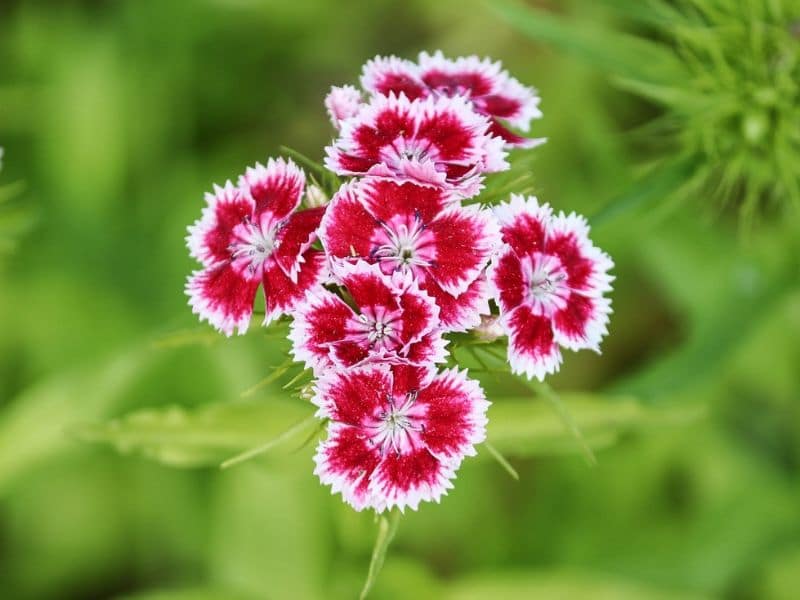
[320, 177, 500, 332]
[361, 51, 544, 148]
[489, 195, 614, 380]
[289, 260, 448, 374]
[313, 361, 489, 512]
[324, 92, 508, 198]
[186, 158, 327, 336]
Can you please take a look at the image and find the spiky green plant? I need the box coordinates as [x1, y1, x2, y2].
[495, 0, 800, 225]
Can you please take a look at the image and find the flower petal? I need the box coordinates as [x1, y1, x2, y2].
[545, 211, 614, 297]
[405, 331, 450, 366]
[425, 204, 500, 296]
[389, 362, 435, 398]
[488, 247, 526, 314]
[487, 119, 546, 149]
[238, 157, 304, 224]
[368, 448, 456, 513]
[185, 262, 259, 336]
[289, 287, 354, 372]
[262, 249, 326, 324]
[390, 269, 440, 348]
[186, 181, 254, 268]
[273, 206, 326, 282]
[504, 304, 562, 380]
[493, 194, 552, 259]
[314, 423, 383, 512]
[319, 181, 379, 261]
[334, 260, 400, 316]
[421, 275, 491, 333]
[312, 362, 392, 424]
[553, 293, 612, 353]
[416, 367, 489, 462]
[359, 177, 456, 224]
[417, 51, 501, 97]
[360, 55, 427, 100]
[325, 85, 363, 129]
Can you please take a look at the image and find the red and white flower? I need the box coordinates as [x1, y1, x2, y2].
[319, 177, 499, 331]
[289, 260, 448, 374]
[324, 93, 508, 198]
[361, 51, 543, 148]
[185, 158, 327, 336]
[313, 361, 489, 512]
[489, 195, 614, 380]
[324, 84, 363, 129]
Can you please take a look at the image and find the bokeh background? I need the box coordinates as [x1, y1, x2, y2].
[1, 1, 799, 599]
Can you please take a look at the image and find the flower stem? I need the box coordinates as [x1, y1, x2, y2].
[360, 510, 401, 600]
[484, 441, 520, 480]
[528, 379, 597, 466]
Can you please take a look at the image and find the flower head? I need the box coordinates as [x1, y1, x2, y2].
[185, 158, 327, 335]
[313, 361, 489, 512]
[325, 93, 508, 198]
[320, 177, 499, 331]
[489, 195, 614, 380]
[289, 260, 448, 374]
[361, 51, 543, 148]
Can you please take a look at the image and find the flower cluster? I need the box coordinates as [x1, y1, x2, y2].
[185, 52, 613, 512]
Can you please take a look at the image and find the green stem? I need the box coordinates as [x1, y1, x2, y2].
[527, 380, 597, 466]
[484, 441, 520, 480]
[360, 510, 401, 600]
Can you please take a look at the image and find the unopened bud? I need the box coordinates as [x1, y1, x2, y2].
[305, 184, 328, 208]
[474, 315, 504, 342]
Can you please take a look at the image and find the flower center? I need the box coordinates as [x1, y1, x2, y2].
[230, 216, 280, 276]
[527, 253, 569, 314]
[383, 138, 436, 170]
[351, 311, 400, 351]
[373, 217, 433, 273]
[371, 391, 422, 455]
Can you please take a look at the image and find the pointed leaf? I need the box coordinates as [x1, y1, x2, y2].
[75, 398, 314, 468]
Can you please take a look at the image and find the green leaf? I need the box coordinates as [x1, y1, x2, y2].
[486, 394, 703, 458]
[75, 398, 314, 468]
[491, 0, 686, 84]
[220, 414, 320, 469]
[360, 510, 401, 600]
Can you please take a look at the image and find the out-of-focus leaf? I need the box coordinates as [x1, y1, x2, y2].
[75, 397, 314, 468]
[491, 1, 686, 84]
[209, 458, 330, 600]
[613, 226, 798, 401]
[0, 347, 152, 494]
[486, 395, 702, 458]
[446, 570, 709, 600]
[589, 156, 695, 227]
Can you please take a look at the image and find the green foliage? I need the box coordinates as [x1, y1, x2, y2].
[1, 1, 799, 599]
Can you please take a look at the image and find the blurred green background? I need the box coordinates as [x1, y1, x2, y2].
[1, 1, 799, 599]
